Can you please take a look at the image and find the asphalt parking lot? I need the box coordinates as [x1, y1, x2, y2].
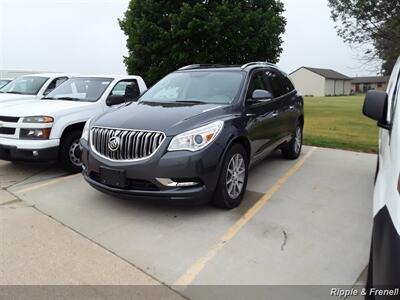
[1, 146, 375, 297]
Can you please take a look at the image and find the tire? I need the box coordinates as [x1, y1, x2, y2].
[212, 144, 249, 209]
[59, 130, 83, 173]
[281, 122, 303, 160]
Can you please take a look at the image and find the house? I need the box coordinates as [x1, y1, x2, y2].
[289, 67, 352, 96]
[351, 76, 389, 93]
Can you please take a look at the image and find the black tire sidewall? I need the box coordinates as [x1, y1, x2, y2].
[60, 130, 83, 173]
[213, 144, 249, 209]
[283, 123, 303, 159]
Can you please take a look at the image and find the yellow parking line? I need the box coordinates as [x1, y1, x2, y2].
[174, 146, 317, 286]
[13, 174, 80, 194]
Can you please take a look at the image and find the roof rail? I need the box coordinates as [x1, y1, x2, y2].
[179, 64, 218, 70]
[178, 64, 242, 70]
[241, 61, 276, 69]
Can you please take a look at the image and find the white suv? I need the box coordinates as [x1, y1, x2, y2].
[363, 57, 400, 292]
[0, 73, 72, 103]
[0, 75, 147, 172]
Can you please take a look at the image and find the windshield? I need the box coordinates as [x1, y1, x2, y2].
[140, 71, 244, 104]
[0, 80, 11, 89]
[0, 76, 49, 95]
[43, 77, 113, 102]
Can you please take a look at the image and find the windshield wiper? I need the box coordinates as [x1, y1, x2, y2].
[7, 91, 23, 94]
[54, 97, 81, 101]
[173, 100, 207, 104]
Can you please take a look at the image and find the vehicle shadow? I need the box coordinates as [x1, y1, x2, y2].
[85, 151, 286, 218]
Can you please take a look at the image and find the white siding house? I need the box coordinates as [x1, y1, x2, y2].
[289, 67, 352, 96]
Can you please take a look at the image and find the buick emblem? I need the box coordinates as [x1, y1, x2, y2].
[108, 136, 120, 151]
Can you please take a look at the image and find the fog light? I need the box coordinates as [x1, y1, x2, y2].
[156, 178, 199, 187]
[32, 150, 39, 157]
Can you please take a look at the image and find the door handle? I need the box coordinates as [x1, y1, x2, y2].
[289, 105, 295, 110]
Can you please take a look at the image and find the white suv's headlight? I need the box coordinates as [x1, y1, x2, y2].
[168, 120, 224, 152]
[81, 119, 91, 141]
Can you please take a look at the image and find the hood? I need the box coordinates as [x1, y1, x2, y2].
[93, 101, 231, 136]
[0, 93, 37, 103]
[0, 99, 95, 118]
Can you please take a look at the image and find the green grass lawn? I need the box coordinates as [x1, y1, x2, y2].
[303, 95, 378, 153]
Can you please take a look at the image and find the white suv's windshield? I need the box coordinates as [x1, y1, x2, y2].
[43, 77, 113, 102]
[140, 71, 244, 104]
[0, 76, 49, 95]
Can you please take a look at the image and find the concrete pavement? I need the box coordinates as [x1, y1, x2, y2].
[0, 146, 376, 299]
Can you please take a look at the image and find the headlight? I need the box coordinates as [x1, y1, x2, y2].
[81, 119, 91, 141]
[20, 128, 51, 139]
[168, 120, 224, 152]
[22, 116, 54, 123]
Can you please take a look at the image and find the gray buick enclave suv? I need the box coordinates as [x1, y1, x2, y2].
[80, 62, 304, 209]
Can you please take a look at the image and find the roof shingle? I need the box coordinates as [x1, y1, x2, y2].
[302, 67, 351, 80]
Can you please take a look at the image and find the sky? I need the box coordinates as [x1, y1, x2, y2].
[0, 0, 377, 77]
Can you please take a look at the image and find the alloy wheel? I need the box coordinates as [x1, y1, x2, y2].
[226, 153, 245, 199]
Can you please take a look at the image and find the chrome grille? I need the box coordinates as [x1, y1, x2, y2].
[91, 127, 165, 161]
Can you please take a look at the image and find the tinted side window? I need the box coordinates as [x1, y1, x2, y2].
[266, 70, 285, 97]
[110, 79, 140, 101]
[283, 76, 295, 93]
[247, 71, 268, 99]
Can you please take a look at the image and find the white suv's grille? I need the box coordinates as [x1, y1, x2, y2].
[90, 127, 165, 161]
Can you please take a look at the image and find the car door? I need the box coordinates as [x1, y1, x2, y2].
[245, 69, 282, 159]
[368, 57, 400, 291]
[104, 79, 141, 111]
[266, 69, 296, 140]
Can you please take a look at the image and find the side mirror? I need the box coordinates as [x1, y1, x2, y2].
[363, 90, 391, 130]
[250, 89, 273, 103]
[106, 94, 125, 106]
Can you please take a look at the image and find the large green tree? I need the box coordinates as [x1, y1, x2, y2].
[119, 0, 286, 84]
[328, 0, 400, 75]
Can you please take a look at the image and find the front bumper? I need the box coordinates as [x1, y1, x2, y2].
[0, 138, 59, 162]
[80, 137, 226, 204]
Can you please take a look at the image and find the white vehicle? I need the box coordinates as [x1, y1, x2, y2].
[363, 57, 400, 293]
[0, 73, 72, 103]
[0, 75, 147, 172]
[0, 78, 12, 89]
